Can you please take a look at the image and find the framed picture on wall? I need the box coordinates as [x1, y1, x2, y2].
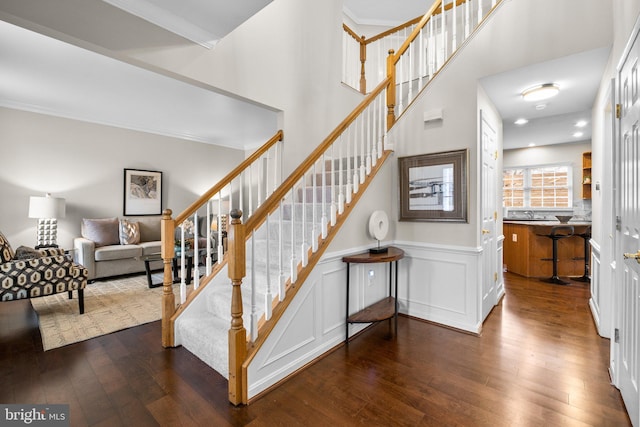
[398, 149, 468, 222]
[123, 168, 163, 216]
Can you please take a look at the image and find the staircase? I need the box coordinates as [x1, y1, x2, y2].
[159, 0, 502, 405]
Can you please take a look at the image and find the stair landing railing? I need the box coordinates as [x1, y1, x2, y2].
[343, 0, 500, 109]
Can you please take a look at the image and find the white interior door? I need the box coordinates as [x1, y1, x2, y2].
[615, 20, 640, 427]
[480, 111, 498, 321]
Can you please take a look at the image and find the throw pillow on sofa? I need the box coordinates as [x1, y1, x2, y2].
[14, 246, 43, 260]
[119, 219, 140, 245]
[81, 218, 120, 247]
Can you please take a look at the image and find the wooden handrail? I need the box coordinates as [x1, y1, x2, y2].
[392, 0, 443, 64]
[175, 129, 283, 224]
[342, 23, 363, 43]
[244, 78, 390, 233]
[362, 16, 422, 45]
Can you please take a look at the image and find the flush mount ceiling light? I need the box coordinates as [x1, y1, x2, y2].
[575, 120, 588, 127]
[521, 83, 560, 102]
[514, 118, 528, 125]
[573, 131, 584, 138]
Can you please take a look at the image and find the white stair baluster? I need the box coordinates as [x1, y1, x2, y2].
[248, 163, 253, 217]
[366, 105, 372, 174]
[217, 194, 224, 264]
[428, 15, 434, 78]
[398, 44, 404, 115]
[359, 116, 366, 184]
[330, 143, 337, 226]
[193, 212, 199, 290]
[235, 176, 242, 223]
[180, 223, 186, 304]
[278, 200, 286, 300]
[290, 187, 297, 284]
[452, 0, 458, 52]
[465, 0, 470, 38]
[371, 102, 378, 167]
[301, 174, 308, 267]
[312, 162, 318, 252]
[258, 155, 263, 207]
[378, 95, 384, 157]
[321, 153, 328, 238]
[419, 26, 424, 90]
[250, 231, 257, 341]
[206, 201, 212, 275]
[344, 128, 351, 205]
[352, 123, 359, 194]
[441, 5, 446, 71]
[265, 216, 272, 320]
[338, 134, 348, 215]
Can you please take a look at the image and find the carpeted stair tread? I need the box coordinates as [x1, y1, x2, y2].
[177, 315, 229, 378]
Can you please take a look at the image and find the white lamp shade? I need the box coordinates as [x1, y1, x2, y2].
[29, 194, 66, 219]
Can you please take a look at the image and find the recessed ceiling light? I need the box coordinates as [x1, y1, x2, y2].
[514, 118, 528, 125]
[573, 131, 584, 138]
[522, 83, 560, 102]
[575, 120, 588, 127]
[535, 103, 547, 110]
[528, 143, 536, 147]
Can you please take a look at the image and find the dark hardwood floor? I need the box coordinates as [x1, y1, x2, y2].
[0, 272, 631, 426]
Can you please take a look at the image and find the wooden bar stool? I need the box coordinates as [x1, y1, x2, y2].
[537, 225, 574, 285]
[572, 225, 592, 282]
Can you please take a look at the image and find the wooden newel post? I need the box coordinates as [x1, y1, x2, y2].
[386, 49, 396, 130]
[359, 35, 367, 94]
[161, 209, 176, 348]
[227, 209, 247, 405]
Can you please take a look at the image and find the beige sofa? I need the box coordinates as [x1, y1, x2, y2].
[74, 216, 163, 281]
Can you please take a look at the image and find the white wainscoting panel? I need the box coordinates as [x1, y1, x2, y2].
[397, 241, 483, 333]
[497, 235, 505, 300]
[589, 240, 603, 335]
[248, 241, 484, 398]
[248, 256, 350, 399]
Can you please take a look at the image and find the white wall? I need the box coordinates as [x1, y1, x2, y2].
[0, 107, 244, 249]
[120, 0, 363, 176]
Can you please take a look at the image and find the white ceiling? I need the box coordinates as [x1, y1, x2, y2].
[480, 47, 610, 149]
[344, 0, 427, 27]
[102, 0, 273, 49]
[0, 0, 610, 151]
[0, 19, 278, 149]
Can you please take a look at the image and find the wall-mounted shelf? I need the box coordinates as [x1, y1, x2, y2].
[582, 151, 592, 200]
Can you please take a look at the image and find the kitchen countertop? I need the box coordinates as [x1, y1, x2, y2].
[503, 220, 592, 226]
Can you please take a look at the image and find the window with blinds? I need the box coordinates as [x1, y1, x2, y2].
[503, 165, 572, 208]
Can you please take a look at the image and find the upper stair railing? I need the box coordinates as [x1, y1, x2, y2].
[343, 0, 499, 111]
[160, 130, 283, 347]
[343, 16, 422, 94]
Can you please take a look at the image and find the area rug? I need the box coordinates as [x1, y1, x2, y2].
[31, 273, 175, 351]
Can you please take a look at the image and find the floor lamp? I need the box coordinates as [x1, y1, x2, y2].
[28, 193, 66, 248]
